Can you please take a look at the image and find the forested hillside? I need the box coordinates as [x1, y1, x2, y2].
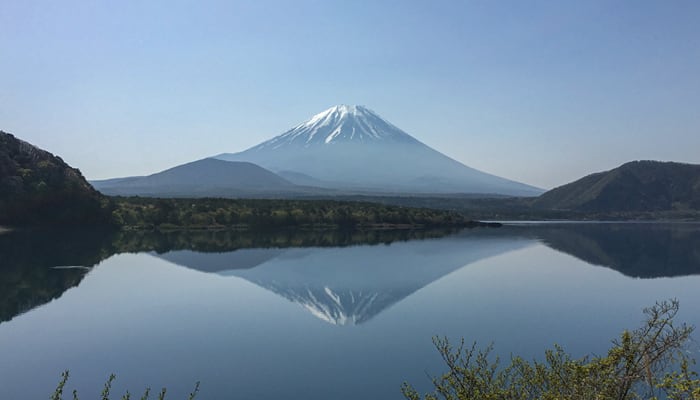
[0, 131, 110, 225]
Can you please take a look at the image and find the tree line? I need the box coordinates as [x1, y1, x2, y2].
[107, 197, 474, 230]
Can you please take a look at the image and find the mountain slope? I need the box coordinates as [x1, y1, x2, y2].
[0, 131, 109, 225]
[216, 105, 542, 196]
[533, 161, 700, 212]
[92, 158, 299, 197]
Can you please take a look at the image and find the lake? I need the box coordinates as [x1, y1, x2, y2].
[1, 223, 699, 399]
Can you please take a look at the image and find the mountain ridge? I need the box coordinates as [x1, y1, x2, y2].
[92, 158, 304, 197]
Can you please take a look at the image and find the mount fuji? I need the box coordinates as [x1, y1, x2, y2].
[216, 105, 542, 196]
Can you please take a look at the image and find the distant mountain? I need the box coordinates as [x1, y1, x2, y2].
[92, 158, 303, 197]
[533, 161, 700, 213]
[0, 131, 109, 225]
[216, 105, 543, 196]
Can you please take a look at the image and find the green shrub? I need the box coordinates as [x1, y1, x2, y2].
[402, 300, 699, 400]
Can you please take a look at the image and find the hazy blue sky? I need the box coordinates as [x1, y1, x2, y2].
[2, 1, 699, 189]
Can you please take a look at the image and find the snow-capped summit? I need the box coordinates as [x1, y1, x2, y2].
[252, 105, 419, 150]
[216, 105, 544, 196]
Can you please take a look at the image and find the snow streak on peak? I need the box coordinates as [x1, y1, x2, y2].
[305, 105, 370, 126]
[252, 105, 420, 150]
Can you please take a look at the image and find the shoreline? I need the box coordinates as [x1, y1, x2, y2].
[486, 219, 700, 225]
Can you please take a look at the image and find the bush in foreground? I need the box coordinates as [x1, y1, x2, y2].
[51, 372, 199, 400]
[402, 300, 700, 400]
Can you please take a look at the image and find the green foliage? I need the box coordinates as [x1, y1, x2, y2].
[51, 372, 199, 400]
[51, 370, 69, 400]
[109, 196, 477, 230]
[334, 194, 700, 221]
[403, 299, 699, 400]
[659, 359, 700, 399]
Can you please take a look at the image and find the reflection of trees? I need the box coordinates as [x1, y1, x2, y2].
[110, 227, 462, 254]
[0, 228, 114, 323]
[0, 227, 461, 324]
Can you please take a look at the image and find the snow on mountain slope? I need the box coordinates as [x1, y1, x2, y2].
[216, 105, 543, 196]
[250, 105, 420, 149]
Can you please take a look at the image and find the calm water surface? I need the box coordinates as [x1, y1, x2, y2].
[1, 224, 699, 399]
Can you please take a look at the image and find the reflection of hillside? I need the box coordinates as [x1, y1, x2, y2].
[187, 235, 532, 325]
[517, 223, 700, 278]
[0, 229, 114, 323]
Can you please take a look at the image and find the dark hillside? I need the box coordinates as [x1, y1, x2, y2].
[532, 161, 700, 213]
[0, 131, 109, 225]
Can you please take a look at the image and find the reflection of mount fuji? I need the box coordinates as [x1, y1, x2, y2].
[156, 233, 531, 325]
[4, 223, 699, 327]
[0, 228, 463, 326]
